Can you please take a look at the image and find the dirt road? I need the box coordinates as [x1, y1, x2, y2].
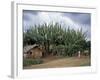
[24, 56, 90, 69]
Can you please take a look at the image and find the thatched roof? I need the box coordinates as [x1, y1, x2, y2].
[23, 44, 39, 53]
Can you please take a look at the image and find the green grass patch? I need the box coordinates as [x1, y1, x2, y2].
[79, 62, 91, 66]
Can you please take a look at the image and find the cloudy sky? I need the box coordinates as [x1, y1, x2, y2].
[23, 10, 91, 40]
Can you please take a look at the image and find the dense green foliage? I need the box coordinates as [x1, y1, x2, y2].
[23, 59, 43, 66]
[23, 23, 90, 57]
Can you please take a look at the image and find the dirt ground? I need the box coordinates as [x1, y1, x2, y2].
[23, 56, 90, 69]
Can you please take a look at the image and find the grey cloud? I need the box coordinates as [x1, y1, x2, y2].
[62, 12, 91, 26]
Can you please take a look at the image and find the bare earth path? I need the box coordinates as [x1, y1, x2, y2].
[24, 56, 90, 69]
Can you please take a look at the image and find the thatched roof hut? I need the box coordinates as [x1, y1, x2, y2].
[23, 44, 43, 59]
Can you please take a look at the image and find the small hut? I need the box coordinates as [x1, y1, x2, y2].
[23, 44, 43, 59]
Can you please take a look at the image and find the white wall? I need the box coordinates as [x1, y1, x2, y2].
[0, 0, 100, 80]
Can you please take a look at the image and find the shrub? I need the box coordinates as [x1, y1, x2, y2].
[23, 59, 43, 66]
